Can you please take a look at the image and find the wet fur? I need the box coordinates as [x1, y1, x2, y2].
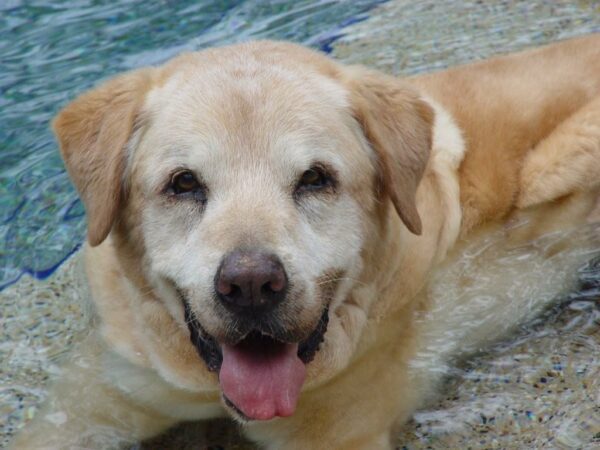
[11, 34, 600, 449]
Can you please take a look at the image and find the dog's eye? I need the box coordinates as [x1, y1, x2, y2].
[172, 171, 199, 193]
[169, 171, 207, 202]
[296, 166, 334, 195]
[300, 169, 323, 187]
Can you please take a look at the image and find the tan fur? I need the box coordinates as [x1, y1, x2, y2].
[411, 33, 600, 233]
[53, 69, 155, 246]
[518, 95, 600, 208]
[343, 66, 435, 234]
[12, 35, 600, 449]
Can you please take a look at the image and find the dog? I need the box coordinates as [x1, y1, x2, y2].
[11, 34, 600, 449]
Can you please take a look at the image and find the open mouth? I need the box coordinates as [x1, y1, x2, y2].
[183, 301, 329, 421]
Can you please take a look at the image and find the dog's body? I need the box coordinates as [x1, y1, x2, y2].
[12, 35, 600, 449]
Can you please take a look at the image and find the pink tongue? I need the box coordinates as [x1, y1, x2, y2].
[219, 339, 306, 420]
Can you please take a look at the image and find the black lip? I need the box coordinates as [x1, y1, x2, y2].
[183, 300, 222, 372]
[180, 292, 329, 372]
[223, 394, 251, 421]
[297, 307, 329, 364]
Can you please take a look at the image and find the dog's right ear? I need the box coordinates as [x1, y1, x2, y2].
[53, 69, 154, 247]
[341, 66, 434, 235]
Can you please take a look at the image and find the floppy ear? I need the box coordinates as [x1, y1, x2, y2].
[343, 67, 434, 235]
[53, 69, 154, 246]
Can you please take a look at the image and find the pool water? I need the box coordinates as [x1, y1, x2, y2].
[0, 0, 385, 289]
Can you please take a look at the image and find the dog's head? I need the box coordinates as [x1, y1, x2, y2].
[54, 41, 432, 421]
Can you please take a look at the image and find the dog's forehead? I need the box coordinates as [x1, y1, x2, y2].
[145, 50, 349, 139]
[134, 50, 363, 181]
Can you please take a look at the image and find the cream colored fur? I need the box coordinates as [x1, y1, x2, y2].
[11, 35, 600, 449]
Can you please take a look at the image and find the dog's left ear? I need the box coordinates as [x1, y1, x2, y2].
[343, 67, 434, 235]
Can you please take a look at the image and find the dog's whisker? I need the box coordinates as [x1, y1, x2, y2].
[317, 276, 368, 288]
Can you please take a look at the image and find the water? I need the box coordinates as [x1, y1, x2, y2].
[0, 0, 385, 289]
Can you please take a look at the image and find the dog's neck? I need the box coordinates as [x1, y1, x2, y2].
[337, 98, 467, 369]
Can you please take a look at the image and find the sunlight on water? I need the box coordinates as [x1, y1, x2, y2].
[404, 219, 600, 447]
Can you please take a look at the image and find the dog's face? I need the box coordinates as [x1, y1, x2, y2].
[53, 41, 433, 421]
[132, 52, 375, 419]
[135, 52, 372, 345]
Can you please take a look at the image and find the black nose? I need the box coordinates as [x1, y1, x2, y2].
[215, 248, 287, 312]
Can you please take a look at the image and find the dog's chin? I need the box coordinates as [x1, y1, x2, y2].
[182, 300, 329, 421]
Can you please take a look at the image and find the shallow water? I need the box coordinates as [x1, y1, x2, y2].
[1, 0, 600, 448]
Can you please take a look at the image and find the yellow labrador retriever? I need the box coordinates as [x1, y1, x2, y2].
[12, 34, 600, 449]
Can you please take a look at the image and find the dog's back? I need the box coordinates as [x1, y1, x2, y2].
[413, 34, 600, 232]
